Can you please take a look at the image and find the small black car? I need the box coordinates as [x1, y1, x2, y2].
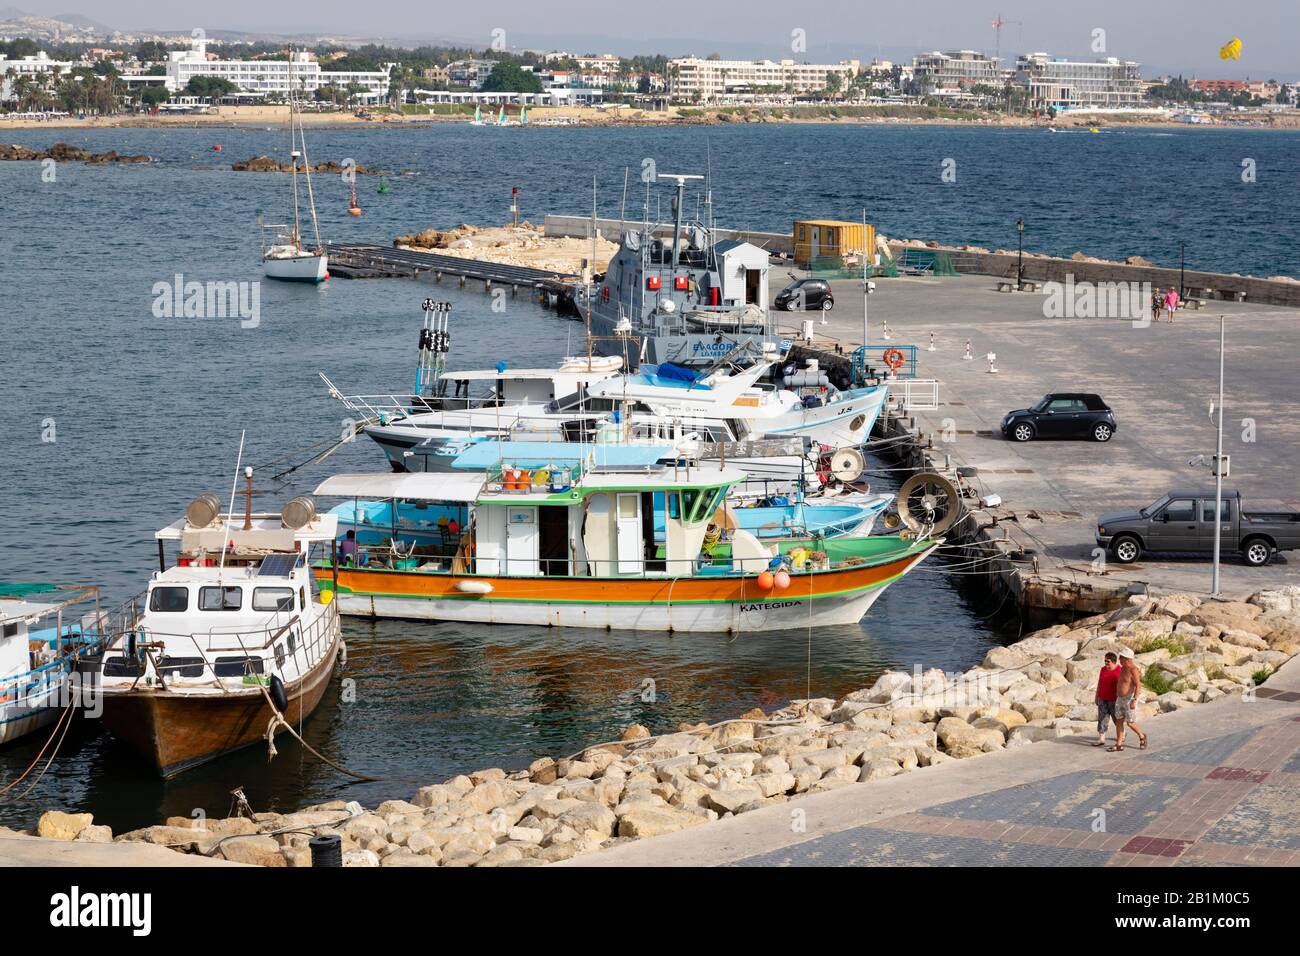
[775, 278, 834, 312]
[1001, 393, 1117, 443]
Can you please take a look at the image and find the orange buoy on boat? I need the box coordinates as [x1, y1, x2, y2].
[757, 571, 775, 591]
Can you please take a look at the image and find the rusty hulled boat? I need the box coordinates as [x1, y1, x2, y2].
[96, 480, 342, 777]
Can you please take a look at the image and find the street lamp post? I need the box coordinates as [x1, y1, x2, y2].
[1212, 314, 1226, 596]
[1180, 242, 1186, 302]
[1016, 219, 1025, 289]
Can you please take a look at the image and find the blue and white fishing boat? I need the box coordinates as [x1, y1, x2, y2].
[0, 584, 107, 746]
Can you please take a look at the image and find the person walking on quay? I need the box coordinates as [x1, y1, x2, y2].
[1151, 286, 1164, 323]
[1163, 286, 1181, 322]
[1094, 652, 1121, 747]
[1110, 649, 1148, 752]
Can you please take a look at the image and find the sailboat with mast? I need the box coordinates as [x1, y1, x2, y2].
[261, 49, 328, 283]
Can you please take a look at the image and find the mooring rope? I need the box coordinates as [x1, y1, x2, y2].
[256, 681, 380, 782]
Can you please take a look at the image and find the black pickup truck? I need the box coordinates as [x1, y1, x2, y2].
[1097, 490, 1300, 566]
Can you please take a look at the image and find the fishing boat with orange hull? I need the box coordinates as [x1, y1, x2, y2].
[311, 445, 951, 633]
[96, 476, 343, 777]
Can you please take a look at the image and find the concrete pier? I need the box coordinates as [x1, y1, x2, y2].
[775, 271, 1300, 620]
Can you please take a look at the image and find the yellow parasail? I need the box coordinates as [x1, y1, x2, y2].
[1220, 37, 1243, 60]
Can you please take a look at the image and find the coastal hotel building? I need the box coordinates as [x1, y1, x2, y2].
[161, 37, 391, 103]
[666, 56, 861, 100]
[668, 49, 1143, 111]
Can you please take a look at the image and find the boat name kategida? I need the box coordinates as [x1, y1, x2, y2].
[740, 600, 803, 612]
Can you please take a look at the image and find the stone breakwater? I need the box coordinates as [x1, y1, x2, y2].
[17, 587, 1299, 867]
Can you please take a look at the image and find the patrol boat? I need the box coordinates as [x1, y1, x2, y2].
[583, 172, 778, 368]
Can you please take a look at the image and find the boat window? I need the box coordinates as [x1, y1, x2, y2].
[667, 492, 680, 519]
[199, 586, 243, 611]
[618, 495, 638, 518]
[253, 587, 295, 612]
[158, 656, 205, 678]
[103, 656, 145, 678]
[681, 489, 702, 522]
[587, 494, 610, 515]
[214, 656, 265, 677]
[2, 622, 18, 639]
[274, 643, 285, 669]
[149, 587, 189, 612]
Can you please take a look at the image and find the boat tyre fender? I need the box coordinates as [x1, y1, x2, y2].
[270, 674, 289, 712]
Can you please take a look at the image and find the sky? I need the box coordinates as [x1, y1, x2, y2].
[12, 0, 1300, 78]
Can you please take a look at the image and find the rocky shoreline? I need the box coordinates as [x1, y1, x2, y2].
[231, 155, 386, 175]
[0, 142, 150, 164]
[15, 587, 1299, 867]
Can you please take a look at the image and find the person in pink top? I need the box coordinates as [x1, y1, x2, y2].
[1163, 287, 1180, 322]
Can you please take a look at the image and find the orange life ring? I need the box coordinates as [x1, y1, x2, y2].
[882, 348, 906, 371]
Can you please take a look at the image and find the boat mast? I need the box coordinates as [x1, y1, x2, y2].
[586, 173, 595, 363]
[288, 52, 302, 251]
[294, 55, 323, 253]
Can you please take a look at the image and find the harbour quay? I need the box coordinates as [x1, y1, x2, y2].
[788, 269, 1300, 621]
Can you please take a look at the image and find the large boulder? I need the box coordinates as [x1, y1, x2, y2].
[36, 811, 94, 841]
[1183, 602, 1268, 636]
[219, 835, 287, 866]
[1248, 586, 1300, 615]
[936, 717, 1004, 758]
[1011, 635, 1080, 659]
[617, 805, 709, 839]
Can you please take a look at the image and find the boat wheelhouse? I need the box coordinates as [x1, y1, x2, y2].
[95, 487, 342, 777]
[311, 445, 938, 633]
[583, 172, 778, 368]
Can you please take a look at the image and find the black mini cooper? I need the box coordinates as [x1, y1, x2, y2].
[1001, 393, 1118, 442]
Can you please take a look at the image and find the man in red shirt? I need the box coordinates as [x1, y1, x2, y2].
[1095, 652, 1121, 747]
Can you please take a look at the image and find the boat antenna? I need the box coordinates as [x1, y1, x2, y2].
[218, 430, 247, 577]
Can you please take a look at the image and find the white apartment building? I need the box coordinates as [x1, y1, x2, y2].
[911, 50, 1004, 91]
[447, 58, 499, 89]
[573, 54, 620, 77]
[0, 51, 77, 99]
[667, 56, 860, 101]
[1015, 53, 1143, 110]
[164, 37, 391, 103]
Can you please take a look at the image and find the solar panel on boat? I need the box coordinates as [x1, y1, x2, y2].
[258, 553, 299, 577]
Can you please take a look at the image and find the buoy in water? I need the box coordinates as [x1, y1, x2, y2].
[757, 571, 775, 591]
[212, 144, 222, 151]
[348, 206, 363, 216]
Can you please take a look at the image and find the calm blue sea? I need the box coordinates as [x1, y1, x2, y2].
[0, 121, 1292, 831]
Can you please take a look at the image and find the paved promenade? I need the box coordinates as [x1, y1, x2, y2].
[773, 272, 1300, 599]
[574, 656, 1300, 867]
